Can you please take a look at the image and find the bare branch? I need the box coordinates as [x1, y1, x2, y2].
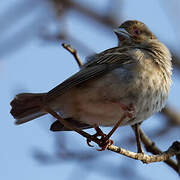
[62, 43, 83, 67]
[108, 142, 180, 164]
[172, 54, 180, 70]
[52, 0, 118, 28]
[139, 128, 179, 173]
[162, 106, 180, 125]
[43, 104, 180, 166]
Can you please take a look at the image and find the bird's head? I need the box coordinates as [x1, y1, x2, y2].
[114, 20, 156, 46]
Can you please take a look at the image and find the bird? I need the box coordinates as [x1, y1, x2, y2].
[10, 20, 172, 151]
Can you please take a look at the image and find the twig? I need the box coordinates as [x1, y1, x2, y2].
[108, 142, 180, 164]
[139, 128, 179, 173]
[161, 106, 180, 125]
[52, 0, 118, 28]
[62, 43, 83, 67]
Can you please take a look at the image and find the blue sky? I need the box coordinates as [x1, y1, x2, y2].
[1, 0, 180, 180]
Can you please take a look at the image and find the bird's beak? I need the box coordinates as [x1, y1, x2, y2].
[113, 28, 131, 41]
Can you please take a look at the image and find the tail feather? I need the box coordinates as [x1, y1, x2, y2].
[10, 93, 47, 125]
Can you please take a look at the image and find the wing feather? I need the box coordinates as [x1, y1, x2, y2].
[45, 47, 134, 102]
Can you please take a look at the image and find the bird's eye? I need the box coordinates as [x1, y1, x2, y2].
[133, 29, 141, 35]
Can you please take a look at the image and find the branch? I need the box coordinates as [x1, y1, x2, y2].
[172, 54, 180, 70]
[107, 142, 180, 164]
[43, 104, 180, 165]
[52, 0, 118, 28]
[139, 128, 179, 173]
[62, 43, 83, 67]
[161, 106, 180, 125]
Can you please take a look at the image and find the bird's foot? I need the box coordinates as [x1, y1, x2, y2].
[87, 124, 113, 151]
[86, 103, 135, 151]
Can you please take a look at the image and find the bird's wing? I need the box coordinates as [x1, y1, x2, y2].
[82, 47, 132, 68]
[45, 47, 134, 102]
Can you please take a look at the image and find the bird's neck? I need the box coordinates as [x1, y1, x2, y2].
[132, 40, 172, 93]
[146, 40, 172, 92]
[134, 40, 172, 74]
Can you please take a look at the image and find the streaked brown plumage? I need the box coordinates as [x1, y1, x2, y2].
[10, 20, 172, 132]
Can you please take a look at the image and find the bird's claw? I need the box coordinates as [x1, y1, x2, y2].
[86, 103, 135, 151]
[96, 139, 114, 151]
[86, 125, 114, 151]
[86, 138, 94, 147]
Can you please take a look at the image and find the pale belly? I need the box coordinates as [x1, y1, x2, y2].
[53, 68, 168, 127]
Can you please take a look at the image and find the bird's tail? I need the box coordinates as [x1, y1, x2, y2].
[10, 93, 47, 125]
